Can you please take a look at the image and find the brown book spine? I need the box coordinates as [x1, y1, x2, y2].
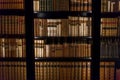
[110, 62, 115, 80]
[23, 62, 26, 80]
[0, 16, 1, 34]
[14, 16, 17, 34]
[2, 16, 5, 34]
[33, 0, 39, 12]
[11, 39, 16, 57]
[63, 43, 69, 57]
[87, 62, 91, 80]
[0, 62, 2, 80]
[5, 39, 9, 57]
[100, 62, 105, 80]
[34, 19, 37, 36]
[5, 62, 9, 80]
[116, 68, 120, 80]
[23, 39, 26, 57]
[119, 0, 120, 11]
[105, 62, 110, 80]
[83, 0, 88, 11]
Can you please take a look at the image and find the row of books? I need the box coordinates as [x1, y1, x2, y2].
[101, 0, 120, 12]
[101, 17, 120, 36]
[0, 61, 117, 80]
[35, 61, 91, 80]
[34, 40, 91, 58]
[1, 38, 120, 58]
[100, 62, 115, 80]
[1, 0, 120, 12]
[0, 0, 24, 9]
[33, 0, 69, 12]
[1, 16, 120, 37]
[33, 0, 92, 12]
[0, 16, 25, 35]
[100, 39, 120, 58]
[0, 61, 26, 80]
[0, 38, 91, 58]
[34, 17, 92, 37]
[0, 38, 26, 58]
[70, 0, 92, 12]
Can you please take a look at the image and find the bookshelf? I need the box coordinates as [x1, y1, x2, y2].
[0, 0, 27, 80]
[0, 0, 120, 80]
[33, 0, 98, 80]
[100, 0, 120, 80]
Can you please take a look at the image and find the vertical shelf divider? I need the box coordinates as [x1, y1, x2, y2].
[91, 0, 101, 80]
[25, 0, 35, 80]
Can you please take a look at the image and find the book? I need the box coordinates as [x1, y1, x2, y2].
[33, 0, 39, 12]
[77, 42, 91, 58]
[0, 16, 25, 35]
[55, 44, 63, 57]
[0, 38, 26, 58]
[47, 19, 62, 37]
[70, 0, 92, 12]
[100, 62, 105, 80]
[100, 39, 119, 58]
[61, 19, 69, 37]
[34, 41, 91, 58]
[33, 0, 69, 12]
[116, 69, 120, 80]
[34, 18, 92, 37]
[87, 62, 91, 80]
[0, 62, 26, 80]
[118, 17, 120, 36]
[100, 62, 115, 80]
[68, 16, 92, 37]
[34, 62, 91, 80]
[0, 0, 24, 9]
[101, 0, 120, 12]
[0, 38, 5, 57]
[115, 61, 120, 80]
[34, 19, 47, 37]
[34, 40, 45, 57]
[101, 18, 118, 36]
[63, 43, 69, 57]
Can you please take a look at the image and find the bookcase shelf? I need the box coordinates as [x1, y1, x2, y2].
[1, 0, 120, 80]
[0, 58, 26, 61]
[100, 36, 120, 40]
[34, 36, 92, 44]
[34, 11, 92, 18]
[101, 12, 120, 17]
[0, 9, 25, 15]
[100, 58, 120, 62]
[0, 34, 25, 38]
[69, 11, 92, 17]
[35, 57, 92, 62]
[34, 12, 68, 19]
[100, 2, 120, 78]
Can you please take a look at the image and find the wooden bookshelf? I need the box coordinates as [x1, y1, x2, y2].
[0, 0, 120, 80]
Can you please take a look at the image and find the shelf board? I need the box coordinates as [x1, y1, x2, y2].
[0, 9, 25, 15]
[101, 12, 120, 17]
[0, 34, 25, 38]
[0, 58, 26, 61]
[34, 11, 92, 18]
[100, 36, 120, 40]
[100, 58, 120, 61]
[35, 57, 92, 62]
[34, 36, 92, 44]
[34, 11, 68, 19]
[69, 11, 92, 17]
[34, 36, 92, 39]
